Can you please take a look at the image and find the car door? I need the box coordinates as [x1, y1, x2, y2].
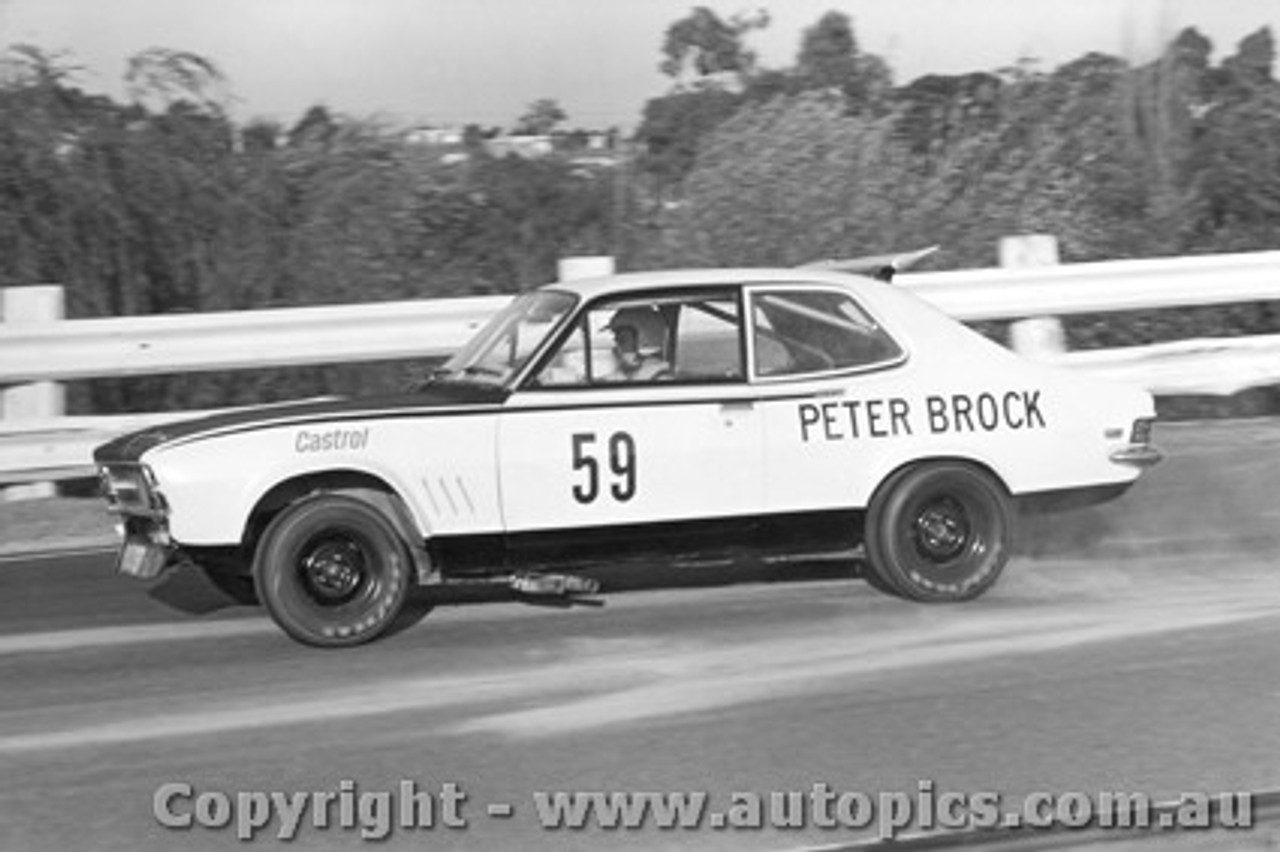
[496, 288, 764, 552]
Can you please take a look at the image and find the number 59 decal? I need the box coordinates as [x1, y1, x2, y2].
[572, 431, 637, 504]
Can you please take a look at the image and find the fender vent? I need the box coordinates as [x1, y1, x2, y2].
[420, 474, 476, 519]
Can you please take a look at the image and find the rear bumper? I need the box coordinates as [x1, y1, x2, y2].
[1019, 482, 1134, 514]
[1109, 443, 1164, 469]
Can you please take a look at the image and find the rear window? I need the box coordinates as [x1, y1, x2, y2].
[750, 288, 903, 377]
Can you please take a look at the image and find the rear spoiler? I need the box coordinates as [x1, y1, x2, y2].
[798, 245, 939, 282]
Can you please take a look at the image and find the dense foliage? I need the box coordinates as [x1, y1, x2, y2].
[1, 10, 1278, 414]
[640, 13, 1280, 271]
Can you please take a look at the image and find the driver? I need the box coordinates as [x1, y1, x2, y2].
[602, 306, 672, 382]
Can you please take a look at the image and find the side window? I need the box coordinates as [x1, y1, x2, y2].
[534, 320, 590, 386]
[750, 289, 902, 377]
[531, 291, 744, 387]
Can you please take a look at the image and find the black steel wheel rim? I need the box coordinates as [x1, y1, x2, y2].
[296, 533, 372, 606]
[911, 495, 973, 564]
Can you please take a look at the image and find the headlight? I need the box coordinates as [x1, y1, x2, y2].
[99, 464, 168, 516]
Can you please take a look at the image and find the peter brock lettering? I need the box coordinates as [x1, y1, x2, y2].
[925, 391, 1046, 434]
[798, 391, 1046, 443]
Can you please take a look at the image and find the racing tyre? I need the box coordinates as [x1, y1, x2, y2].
[864, 463, 1011, 602]
[253, 494, 413, 647]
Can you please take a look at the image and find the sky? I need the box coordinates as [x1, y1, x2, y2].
[0, 0, 1276, 130]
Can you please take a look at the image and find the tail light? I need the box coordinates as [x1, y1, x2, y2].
[1129, 417, 1155, 445]
[1110, 417, 1162, 468]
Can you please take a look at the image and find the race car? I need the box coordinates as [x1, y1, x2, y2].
[95, 260, 1162, 646]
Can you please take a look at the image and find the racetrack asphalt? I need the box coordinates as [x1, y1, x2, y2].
[0, 493, 116, 557]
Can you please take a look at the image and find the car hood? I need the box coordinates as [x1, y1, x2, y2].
[93, 383, 509, 464]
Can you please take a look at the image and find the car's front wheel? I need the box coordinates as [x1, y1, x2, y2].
[864, 462, 1011, 602]
[253, 494, 413, 647]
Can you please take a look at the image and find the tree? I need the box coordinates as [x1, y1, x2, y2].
[0, 46, 96, 293]
[892, 71, 1003, 155]
[1208, 26, 1276, 101]
[515, 98, 567, 135]
[855, 52, 895, 114]
[633, 87, 741, 187]
[241, 119, 282, 154]
[658, 93, 919, 267]
[1197, 88, 1280, 234]
[1191, 30, 1280, 241]
[796, 12, 859, 92]
[412, 154, 613, 291]
[794, 11, 895, 113]
[288, 104, 338, 146]
[659, 7, 769, 86]
[125, 47, 228, 116]
[0, 44, 83, 91]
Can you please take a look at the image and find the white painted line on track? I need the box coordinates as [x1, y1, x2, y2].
[0, 664, 631, 755]
[0, 618, 274, 656]
[0, 545, 116, 564]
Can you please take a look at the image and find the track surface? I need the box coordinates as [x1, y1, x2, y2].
[1, 420, 1278, 851]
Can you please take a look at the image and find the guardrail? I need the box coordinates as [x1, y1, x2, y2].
[2, 250, 1280, 487]
[0, 296, 499, 384]
[901, 249, 1280, 319]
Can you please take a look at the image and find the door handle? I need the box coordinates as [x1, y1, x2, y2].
[719, 400, 755, 412]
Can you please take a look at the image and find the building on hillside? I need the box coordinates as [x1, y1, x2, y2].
[484, 134, 554, 159]
[404, 126, 466, 147]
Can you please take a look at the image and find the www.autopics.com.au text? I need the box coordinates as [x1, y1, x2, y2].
[152, 779, 1256, 842]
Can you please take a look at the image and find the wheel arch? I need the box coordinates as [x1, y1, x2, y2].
[868, 454, 1012, 508]
[242, 469, 435, 584]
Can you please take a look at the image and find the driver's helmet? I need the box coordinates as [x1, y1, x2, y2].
[606, 306, 666, 355]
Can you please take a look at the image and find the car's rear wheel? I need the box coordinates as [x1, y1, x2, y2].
[864, 462, 1011, 602]
[253, 494, 412, 647]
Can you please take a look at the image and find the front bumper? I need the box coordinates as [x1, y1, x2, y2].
[113, 517, 177, 580]
[98, 461, 178, 580]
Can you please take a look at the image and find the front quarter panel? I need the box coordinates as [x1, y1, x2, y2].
[143, 414, 502, 547]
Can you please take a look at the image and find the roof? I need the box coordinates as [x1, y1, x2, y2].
[541, 267, 883, 301]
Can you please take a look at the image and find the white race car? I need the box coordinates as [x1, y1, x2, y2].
[96, 260, 1162, 646]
